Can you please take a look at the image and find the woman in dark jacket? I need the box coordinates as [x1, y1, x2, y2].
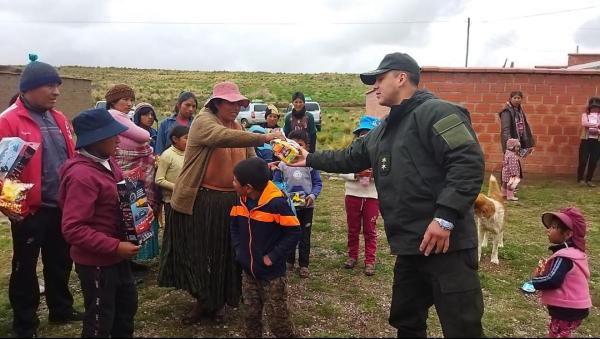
[499, 91, 535, 153]
[283, 92, 318, 152]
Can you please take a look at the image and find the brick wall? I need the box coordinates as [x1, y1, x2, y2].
[568, 54, 600, 67]
[365, 67, 600, 175]
[0, 72, 93, 120]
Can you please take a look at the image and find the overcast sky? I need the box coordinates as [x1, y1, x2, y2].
[1, 0, 599, 73]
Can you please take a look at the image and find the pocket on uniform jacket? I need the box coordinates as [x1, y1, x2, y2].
[433, 114, 475, 150]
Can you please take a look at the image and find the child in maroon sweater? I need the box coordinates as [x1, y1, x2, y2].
[59, 108, 140, 338]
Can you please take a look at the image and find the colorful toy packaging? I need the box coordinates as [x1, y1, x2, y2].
[0, 137, 39, 219]
[117, 167, 154, 245]
[271, 139, 300, 164]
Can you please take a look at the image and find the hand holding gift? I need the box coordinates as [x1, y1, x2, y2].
[271, 138, 301, 165]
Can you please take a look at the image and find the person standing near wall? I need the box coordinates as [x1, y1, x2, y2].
[576, 97, 600, 187]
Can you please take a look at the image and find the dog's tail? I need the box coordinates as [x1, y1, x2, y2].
[488, 174, 503, 202]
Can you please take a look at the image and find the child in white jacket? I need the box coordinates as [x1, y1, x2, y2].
[340, 116, 380, 276]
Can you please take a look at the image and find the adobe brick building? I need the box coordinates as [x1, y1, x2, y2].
[366, 60, 600, 175]
[0, 67, 92, 120]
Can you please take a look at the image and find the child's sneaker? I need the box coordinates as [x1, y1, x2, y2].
[507, 196, 519, 201]
[299, 267, 309, 278]
[344, 258, 357, 269]
[364, 263, 376, 276]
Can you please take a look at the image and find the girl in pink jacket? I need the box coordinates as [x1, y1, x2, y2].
[532, 207, 591, 338]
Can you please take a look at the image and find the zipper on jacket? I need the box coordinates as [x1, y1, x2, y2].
[242, 185, 283, 280]
[248, 217, 255, 279]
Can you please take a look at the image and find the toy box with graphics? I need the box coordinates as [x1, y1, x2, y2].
[117, 167, 154, 245]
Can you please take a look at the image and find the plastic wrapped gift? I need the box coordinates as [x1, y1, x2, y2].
[117, 167, 154, 245]
[0, 137, 39, 220]
[271, 139, 300, 164]
[290, 191, 307, 207]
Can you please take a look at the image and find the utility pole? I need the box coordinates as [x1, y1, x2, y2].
[465, 17, 471, 67]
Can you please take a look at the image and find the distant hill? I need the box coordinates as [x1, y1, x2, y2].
[58, 66, 370, 117]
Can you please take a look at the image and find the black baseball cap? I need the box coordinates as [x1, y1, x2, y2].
[360, 52, 421, 85]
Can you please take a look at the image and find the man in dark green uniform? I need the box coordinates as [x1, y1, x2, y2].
[291, 52, 485, 337]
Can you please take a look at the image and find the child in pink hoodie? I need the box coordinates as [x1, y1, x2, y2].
[532, 207, 592, 338]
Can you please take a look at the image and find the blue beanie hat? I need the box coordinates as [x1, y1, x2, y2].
[19, 54, 62, 93]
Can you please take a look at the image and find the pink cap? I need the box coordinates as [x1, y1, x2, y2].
[206, 81, 249, 107]
[541, 207, 587, 252]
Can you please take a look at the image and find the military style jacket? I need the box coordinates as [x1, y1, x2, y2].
[308, 90, 484, 255]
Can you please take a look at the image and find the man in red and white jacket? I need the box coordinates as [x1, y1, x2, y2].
[0, 56, 82, 338]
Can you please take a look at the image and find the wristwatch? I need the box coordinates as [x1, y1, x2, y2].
[434, 218, 454, 232]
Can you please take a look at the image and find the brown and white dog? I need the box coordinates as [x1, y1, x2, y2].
[474, 175, 506, 264]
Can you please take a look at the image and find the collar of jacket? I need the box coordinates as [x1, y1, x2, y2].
[386, 90, 436, 126]
[240, 181, 285, 212]
[549, 241, 575, 253]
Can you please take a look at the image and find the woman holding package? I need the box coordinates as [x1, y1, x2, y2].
[105, 85, 160, 265]
[158, 81, 284, 324]
[577, 97, 600, 187]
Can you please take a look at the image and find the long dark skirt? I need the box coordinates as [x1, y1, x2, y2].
[157, 188, 241, 313]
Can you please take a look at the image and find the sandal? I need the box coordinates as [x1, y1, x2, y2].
[364, 263, 376, 276]
[344, 258, 357, 269]
[299, 267, 309, 278]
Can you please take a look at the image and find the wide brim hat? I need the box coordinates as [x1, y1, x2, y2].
[360, 52, 421, 85]
[73, 108, 128, 149]
[205, 81, 249, 107]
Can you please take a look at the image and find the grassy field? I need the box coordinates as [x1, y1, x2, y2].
[0, 175, 598, 338]
[58, 66, 370, 118]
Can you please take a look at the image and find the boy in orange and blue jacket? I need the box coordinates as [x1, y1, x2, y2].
[230, 157, 301, 338]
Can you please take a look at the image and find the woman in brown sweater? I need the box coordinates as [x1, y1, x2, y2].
[158, 82, 283, 324]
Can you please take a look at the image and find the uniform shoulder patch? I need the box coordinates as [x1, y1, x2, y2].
[433, 114, 475, 150]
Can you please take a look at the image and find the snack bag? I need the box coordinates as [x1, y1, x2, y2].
[0, 179, 34, 218]
[271, 139, 300, 164]
[0, 137, 40, 220]
[117, 167, 154, 245]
